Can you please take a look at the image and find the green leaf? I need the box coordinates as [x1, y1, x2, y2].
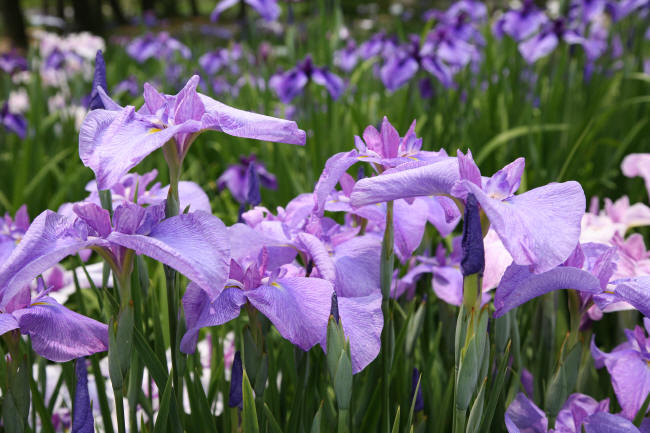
[465, 378, 486, 433]
[152, 373, 173, 433]
[480, 341, 511, 433]
[333, 349, 353, 410]
[544, 342, 582, 416]
[310, 402, 324, 433]
[29, 375, 55, 433]
[476, 124, 568, 164]
[406, 371, 421, 431]
[263, 403, 284, 433]
[242, 369, 260, 433]
[406, 300, 426, 356]
[391, 406, 401, 433]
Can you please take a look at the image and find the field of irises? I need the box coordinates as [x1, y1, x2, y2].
[1, 0, 650, 432]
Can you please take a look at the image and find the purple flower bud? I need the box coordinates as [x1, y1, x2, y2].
[229, 351, 243, 409]
[245, 162, 262, 207]
[72, 358, 93, 433]
[461, 193, 484, 276]
[330, 292, 340, 324]
[88, 50, 107, 111]
[411, 367, 424, 412]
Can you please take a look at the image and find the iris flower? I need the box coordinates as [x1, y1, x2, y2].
[80, 75, 305, 190]
[269, 55, 345, 103]
[351, 150, 585, 274]
[210, 0, 280, 22]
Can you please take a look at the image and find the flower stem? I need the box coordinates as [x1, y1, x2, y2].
[380, 200, 394, 432]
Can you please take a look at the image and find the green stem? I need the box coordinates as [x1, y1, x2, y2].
[453, 407, 466, 433]
[380, 200, 394, 432]
[338, 408, 350, 433]
[114, 387, 127, 433]
[163, 139, 184, 413]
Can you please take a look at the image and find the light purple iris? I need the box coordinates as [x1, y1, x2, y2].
[80, 75, 306, 190]
[352, 150, 586, 274]
[622, 154, 650, 201]
[126, 32, 191, 63]
[1, 205, 30, 265]
[199, 44, 244, 76]
[113, 76, 140, 98]
[1, 101, 27, 139]
[494, 242, 616, 317]
[0, 272, 108, 362]
[493, 0, 549, 42]
[180, 257, 334, 362]
[269, 55, 345, 103]
[505, 392, 641, 433]
[0, 50, 29, 75]
[592, 318, 650, 421]
[217, 154, 277, 205]
[210, 0, 280, 22]
[334, 40, 359, 73]
[0, 202, 230, 307]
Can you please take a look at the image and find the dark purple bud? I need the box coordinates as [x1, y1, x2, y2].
[72, 358, 93, 433]
[461, 194, 485, 276]
[88, 50, 107, 110]
[330, 292, 340, 324]
[229, 351, 243, 409]
[245, 162, 261, 207]
[411, 367, 424, 412]
[357, 165, 365, 181]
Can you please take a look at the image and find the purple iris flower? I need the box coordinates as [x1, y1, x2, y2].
[270, 55, 345, 103]
[351, 150, 586, 274]
[80, 75, 306, 190]
[1, 205, 30, 264]
[180, 256, 334, 361]
[217, 154, 277, 204]
[592, 319, 650, 420]
[199, 45, 243, 76]
[126, 32, 191, 63]
[493, 242, 614, 317]
[211, 0, 280, 22]
[359, 32, 393, 60]
[1, 102, 27, 139]
[58, 169, 212, 219]
[335, 40, 360, 73]
[0, 50, 28, 75]
[493, 0, 549, 42]
[505, 392, 640, 433]
[113, 76, 140, 97]
[312, 118, 459, 260]
[0, 201, 230, 308]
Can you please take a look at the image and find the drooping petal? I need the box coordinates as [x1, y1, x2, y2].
[333, 235, 381, 298]
[245, 0, 281, 21]
[0, 312, 19, 335]
[504, 393, 548, 433]
[0, 211, 100, 310]
[583, 411, 641, 433]
[180, 282, 246, 354]
[464, 181, 585, 273]
[613, 277, 650, 317]
[432, 265, 463, 306]
[108, 211, 230, 300]
[297, 233, 336, 281]
[210, 0, 239, 21]
[13, 297, 108, 362]
[337, 293, 383, 373]
[555, 394, 609, 433]
[199, 94, 306, 145]
[350, 157, 459, 207]
[246, 277, 332, 351]
[394, 198, 429, 262]
[494, 264, 601, 317]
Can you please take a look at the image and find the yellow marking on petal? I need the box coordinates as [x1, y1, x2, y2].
[148, 128, 162, 134]
[271, 282, 281, 288]
[30, 302, 49, 306]
[407, 156, 418, 160]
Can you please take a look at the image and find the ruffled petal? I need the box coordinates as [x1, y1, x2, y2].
[313, 150, 360, 216]
[465, 181, 585, 273]
[494, 264, 601, 317]
[13, 297, 108, 362]
[108, 211, 230, 300]
[199, 94, 306, 145]
[337, 293, 383, 373]
[180, 282, 246, 353]
[246, 277, 332, 351]
[350, 157, 459, 207]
